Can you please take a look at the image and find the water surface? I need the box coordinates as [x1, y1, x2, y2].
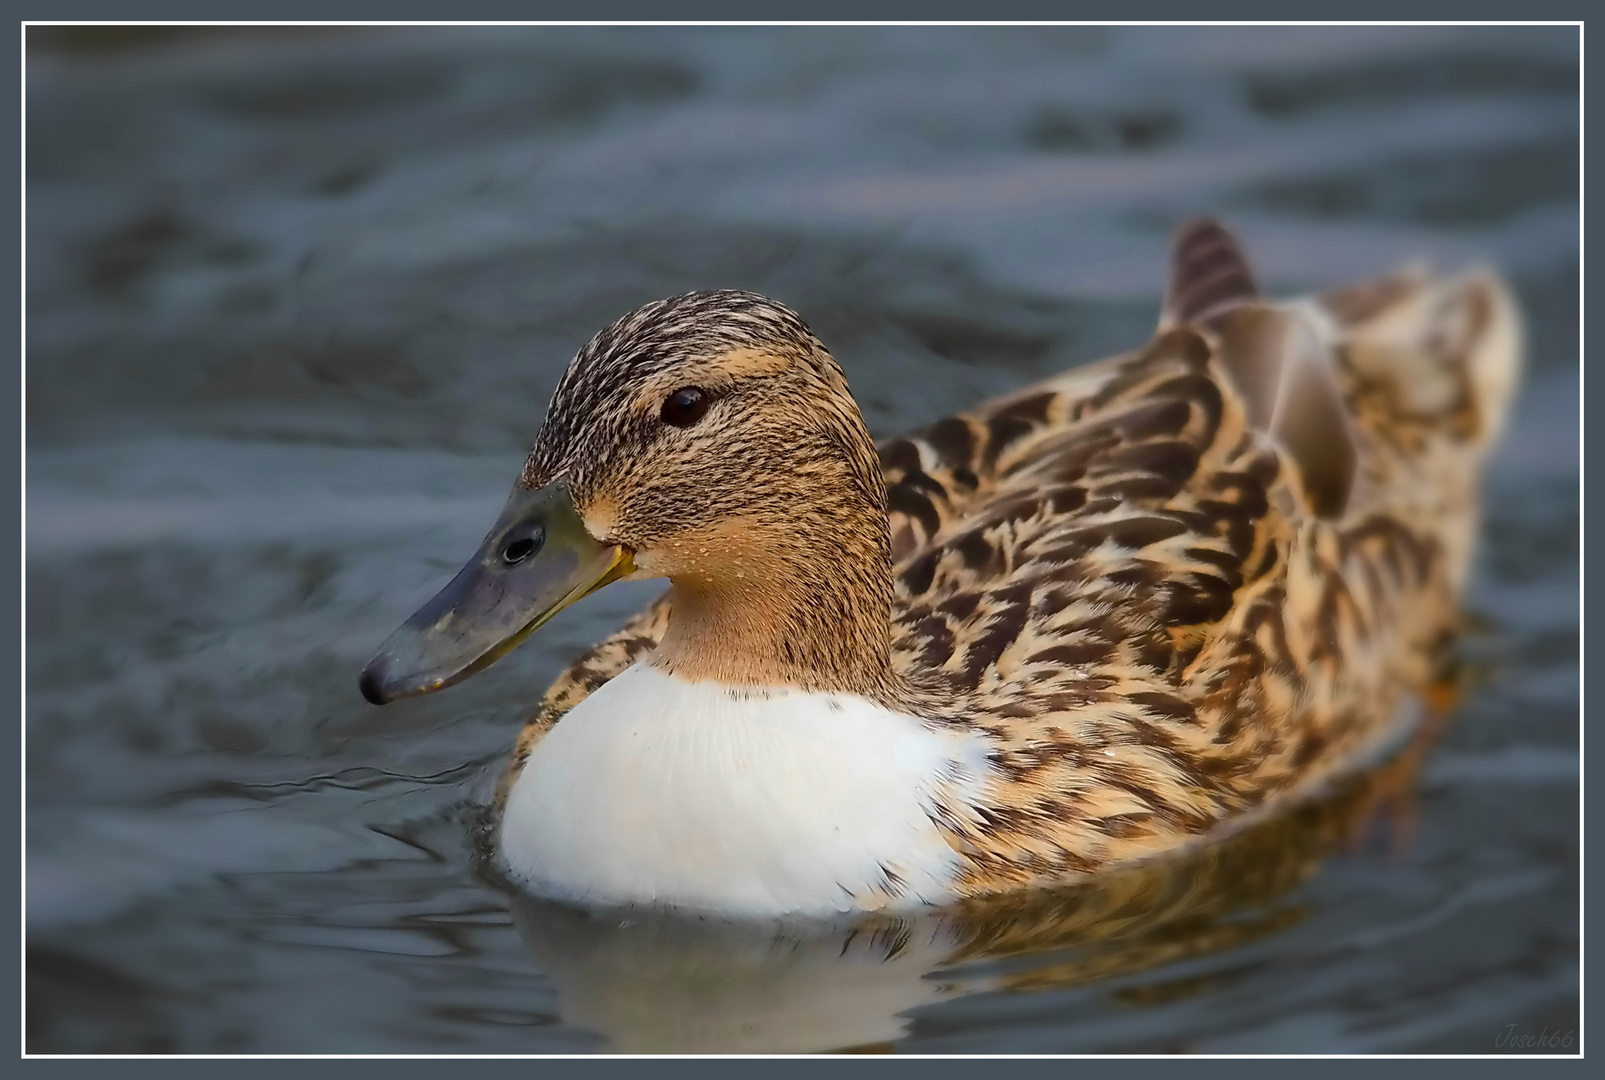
[26, 26, 1578, 1053]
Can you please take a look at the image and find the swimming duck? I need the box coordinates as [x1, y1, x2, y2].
[360, 221, 1521, 918]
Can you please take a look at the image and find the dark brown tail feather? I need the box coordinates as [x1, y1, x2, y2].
[1206, 305, 1357, 520]
[1162, 220, 1259, 328]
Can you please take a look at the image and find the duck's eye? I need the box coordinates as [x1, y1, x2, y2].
[660, 386, 711, 428]
[501, 531, 543, 565]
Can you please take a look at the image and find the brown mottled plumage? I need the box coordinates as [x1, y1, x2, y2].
[497, 220, 1521, 904]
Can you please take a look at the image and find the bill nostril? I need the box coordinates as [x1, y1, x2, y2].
[502, 535, 540, 564]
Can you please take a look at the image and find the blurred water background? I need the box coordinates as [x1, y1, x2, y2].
[25, 25, 1578, 1053]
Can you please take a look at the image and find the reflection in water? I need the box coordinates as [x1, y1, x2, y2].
[504, 701, 1441, 1053]
[510, 900, 957, 1053]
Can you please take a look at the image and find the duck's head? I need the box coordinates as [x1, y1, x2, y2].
[360, 290, 895, 706]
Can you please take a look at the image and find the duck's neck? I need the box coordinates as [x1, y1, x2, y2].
[652, 559, 897, 699]
[648, 471, 904, 704]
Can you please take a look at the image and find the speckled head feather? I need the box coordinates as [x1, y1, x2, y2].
[522, 290, 836, 490]
[519, 289, 901, 699]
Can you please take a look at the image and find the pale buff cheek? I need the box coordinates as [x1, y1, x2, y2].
[628, 538, 740, 581]
[623, 516, 773, 580]
[581, 497, 618, 544]
[628, 548, 671, 579]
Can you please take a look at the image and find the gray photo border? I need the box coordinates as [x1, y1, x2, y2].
[12, 5, 1587, 1075]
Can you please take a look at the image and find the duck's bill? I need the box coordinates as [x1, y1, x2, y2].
[359, 479, 633, 705]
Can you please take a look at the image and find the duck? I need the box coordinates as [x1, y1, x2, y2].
[359, 220, 1522, 918]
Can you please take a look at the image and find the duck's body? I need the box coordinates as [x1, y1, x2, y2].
[364, 222, 1521, 917]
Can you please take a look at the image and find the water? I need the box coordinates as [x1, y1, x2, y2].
[25, 26, 1578, 1053]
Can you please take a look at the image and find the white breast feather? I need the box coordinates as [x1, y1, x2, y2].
[497, 664, 994, 917]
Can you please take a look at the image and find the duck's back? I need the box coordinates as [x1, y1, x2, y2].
[502, 223, 1522, 891]
[864, 223, 1520, 888]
